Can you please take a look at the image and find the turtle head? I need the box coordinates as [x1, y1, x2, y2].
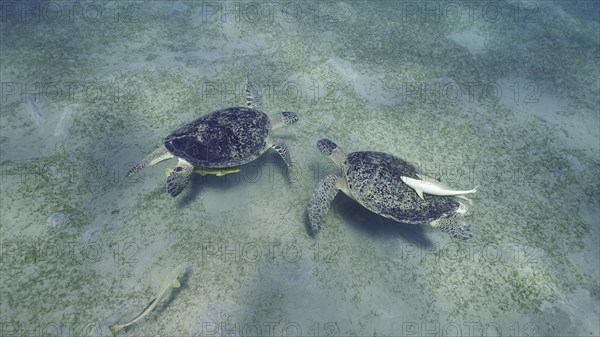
[317, 138, 339, 156]
[317, 138, 346, 167]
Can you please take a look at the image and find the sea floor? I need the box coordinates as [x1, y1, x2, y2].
[1, 1, 599, 336]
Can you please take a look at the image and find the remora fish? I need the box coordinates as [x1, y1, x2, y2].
[400, 174, 478, 203]
[110, 265, 185, 336]
[165, 166, 240, 177]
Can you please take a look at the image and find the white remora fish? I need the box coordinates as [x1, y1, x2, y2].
[110, 265, 184, 336]
[400, 174, 478, 202]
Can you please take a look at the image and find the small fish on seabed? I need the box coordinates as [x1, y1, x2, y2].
[25, 95, 46, 126]
[54, 105, 74, 137]
[110, 265, 185, 336]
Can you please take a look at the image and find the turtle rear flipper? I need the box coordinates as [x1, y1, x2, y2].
[430, 201, 473, 240]
[127, 145, 173, 177]
[432, 218, 472, 240]
[308, 175, 342, 235]
[166, 159, 194, 197]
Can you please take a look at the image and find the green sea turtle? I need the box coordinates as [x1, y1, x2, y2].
[308, 139, 474, 239]
[127, 78, 298, 197]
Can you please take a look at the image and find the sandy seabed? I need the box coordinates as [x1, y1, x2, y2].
[1, 1, 598, 336]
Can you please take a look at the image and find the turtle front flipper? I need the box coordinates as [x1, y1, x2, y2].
[245, 76, 263, 111]
[308, 175, 342, 235]
[271, 139, 292, 168]
[127, 145, 174, 177]
[166, 159, 194, 197]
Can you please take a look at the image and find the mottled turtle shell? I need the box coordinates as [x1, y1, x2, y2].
[164, 107, 270, 167]
[343, 151, 459, 224]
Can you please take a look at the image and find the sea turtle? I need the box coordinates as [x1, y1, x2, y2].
[308, 139, 474, 239]
[127, 78, 298, 197]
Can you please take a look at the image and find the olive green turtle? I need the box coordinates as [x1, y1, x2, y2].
[128, 78, 298, 197]
[308, 139, 475, 239]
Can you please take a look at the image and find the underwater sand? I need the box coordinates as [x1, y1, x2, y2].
[1, 1, 598, 336]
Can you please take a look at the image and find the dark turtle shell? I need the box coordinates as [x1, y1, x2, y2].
[164, 107, 270, 167]
[344, 151, 459, 224]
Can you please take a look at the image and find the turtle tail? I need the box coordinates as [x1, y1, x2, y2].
[431, 201, 473, 240]
[127, 145, 173, 177]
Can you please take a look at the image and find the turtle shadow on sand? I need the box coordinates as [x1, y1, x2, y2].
[177, 172, 241, 207]
[334, 194, 434, 246]
[177, 151, 292, 207]
[303, 193, 434, 247]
